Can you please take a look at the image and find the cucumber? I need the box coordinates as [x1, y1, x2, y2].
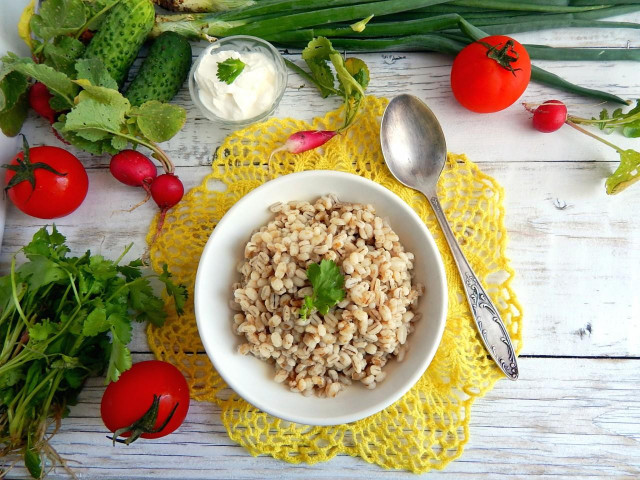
[125, 32, 192, 107]
[83, 0, 155, 87]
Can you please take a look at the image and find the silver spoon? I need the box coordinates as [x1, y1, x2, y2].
[380, 94, 518, 380]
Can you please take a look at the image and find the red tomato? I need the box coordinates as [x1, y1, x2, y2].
[5, 145, 88, 219]
[101, 360, 189, 441]
[450, 35, 531, 113]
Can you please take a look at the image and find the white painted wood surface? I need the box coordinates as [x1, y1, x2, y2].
[2, 9, 640, 480]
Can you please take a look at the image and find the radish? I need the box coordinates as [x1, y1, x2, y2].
[110, 150, 157, 189]
[528, 100, 568, 133]
[150, 173, 184, 241]
[524, 99, 640, 194]
[269, 130, 338, 161]
[29, 82, 56, 124]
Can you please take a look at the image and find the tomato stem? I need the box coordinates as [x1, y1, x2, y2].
[479, 39, 521, 76]
[109, 394, 179, 446]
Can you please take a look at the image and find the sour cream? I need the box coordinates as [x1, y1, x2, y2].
[194, 50, 278, 121]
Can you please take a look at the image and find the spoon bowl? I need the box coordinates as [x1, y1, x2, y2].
[380, 94, 519, 380]
[380, 94, 446, 194]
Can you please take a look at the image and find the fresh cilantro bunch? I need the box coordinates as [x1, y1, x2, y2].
[0, 226, 186, 477]
[298, 259, 346, 321]
[288, 37, 370, 131]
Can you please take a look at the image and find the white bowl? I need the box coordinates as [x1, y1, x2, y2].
[194, 171, 447, 425]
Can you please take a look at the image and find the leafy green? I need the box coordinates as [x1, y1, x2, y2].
[0, 91, 28, 137]
[43, 36, 86, 77]
[0, 71, 29, 111]
[216, 57, 246, 85]
[298, 259, 345, 320]
[1, 53, 78, 109]
[0, 226, 187, 477]
[605, 149, 640, 195]
[134, 101, 188, 143]
[63, 84, 130, 142]
[30, 0, 86, 44]
[75, 58, 117, 89]
[54, 78, 186, 162]
[160, 264, 188, 316]
[300, 37, 368, 130]
[593, 100, 640, 138]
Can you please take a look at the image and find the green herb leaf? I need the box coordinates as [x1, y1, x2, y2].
[590, 100, 640, 137]
[0, 369, 24, 389]
[128, 278, 166, 327]
[83, 304, 110, 336]
[106, 335, 132, 383]
[299, 259, 345, 320]
[110, 312, 132, 344]
[1, 52, 78, 109]
[345, 58, 370, 91]
[300, 37, 368, 129]
[216, 57, 246, 85]
[302, 37, 338, 98]
[61, 85, 130, 142]
[134, 100, 187, 143]
[159, 264, 188, 316]
[63, 368, 85, 389]
[30, 0, 86, 43]
[43, 36, 85, 77]
[75, 58, 117, 89]
[0, 71, 29, 111]
[605, 148, 640, 195]
[29, 319, 59, 342]
[54, 114, 120, 155]
[0, 92, 28, 137]
[116, 259, 144, 281]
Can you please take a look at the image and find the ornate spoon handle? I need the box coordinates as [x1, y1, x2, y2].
[427, 193, 519, 380]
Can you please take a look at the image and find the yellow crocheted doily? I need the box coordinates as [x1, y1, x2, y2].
[146, 96, 523, 473]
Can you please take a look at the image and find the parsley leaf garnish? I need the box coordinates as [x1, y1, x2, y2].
[216, 58, 246, 85]
[298, 259, 345, 320]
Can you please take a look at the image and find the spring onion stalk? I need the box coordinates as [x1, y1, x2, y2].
[153, 0, 453, 38]
[451, 0, 612, 13]
[271, 10, 640, 43]
[152, 0, 257, 12]
[265, 14, 463, 41]
[570, 0, 640, 5]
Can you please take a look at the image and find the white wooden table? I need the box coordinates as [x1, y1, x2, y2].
[2, 10, 640, 480]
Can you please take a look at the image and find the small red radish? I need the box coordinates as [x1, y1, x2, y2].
[269, 130, 338, 161]
[532, 100, 568, 133]
[150, 173, 184, 242]
[29, 82, 56, 124]
[110, 150, 157, 189]
[525, 100, 568, 133]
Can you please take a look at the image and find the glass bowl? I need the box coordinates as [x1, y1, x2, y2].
[188, 35, 288, 127]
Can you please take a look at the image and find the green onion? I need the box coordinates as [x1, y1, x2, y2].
[153, 0, 639, 104]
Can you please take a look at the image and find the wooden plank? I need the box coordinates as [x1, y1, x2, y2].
[2, 160, 639, 358]
[4, 356, 638, 479]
